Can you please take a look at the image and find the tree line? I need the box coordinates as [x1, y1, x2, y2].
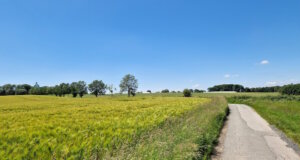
[0, 74, 138, 97]
[243, 86, 281, 92]
[208, 84, 245, 92]
[160, 89, 205, 93]
[208, 84, 300, 95]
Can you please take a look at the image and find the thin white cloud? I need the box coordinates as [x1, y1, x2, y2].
[193, 84, 200, 88]
[224, 74, 239, 78]
[224, 74, 231, 78]
[265, 81, 278, 86]
[265, 79, 299, 87]
[260, 60, 269, 65]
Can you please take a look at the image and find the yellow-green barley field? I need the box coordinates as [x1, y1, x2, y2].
[0, 95, 211, 159]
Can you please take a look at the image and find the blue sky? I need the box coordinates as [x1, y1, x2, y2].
[1, 0, 300, 92]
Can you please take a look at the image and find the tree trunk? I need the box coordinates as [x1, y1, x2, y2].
[128, 88, 130, 97]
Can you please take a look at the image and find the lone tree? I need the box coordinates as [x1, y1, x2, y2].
[88, 80, 106, 97]
[119, 74, 138, 97]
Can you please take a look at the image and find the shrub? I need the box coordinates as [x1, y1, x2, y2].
[183, 89, 192, 97]
[161, 89, 169, 93]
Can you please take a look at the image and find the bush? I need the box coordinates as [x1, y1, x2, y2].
[280, 84, 300, 95]
[161, 89, 169, 93]
[183, 89, 192, 97]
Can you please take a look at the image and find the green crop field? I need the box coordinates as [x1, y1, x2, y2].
[0, 95, 228, 159]
[227, 94, 300, 147]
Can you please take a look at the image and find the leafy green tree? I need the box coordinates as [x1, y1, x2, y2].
[53, 85, 61, 96]
[3, 84, 16, 95]
[280, 84, 300, 95]
[119, 74, 138, 97]
[60, 83, 70, 96]
[14, 84, 31, 95]
[39, 87, 49, 95]
[88, 80, 106, 97]
[161, 89, 169, 93]
[70, 82, 78, 97]
[77, 81, 87, 98]
[147, 90, 151, 93]
[183, 89, 192, 97]
[47, 87, 55, 95]
[22, 84, 32, 94]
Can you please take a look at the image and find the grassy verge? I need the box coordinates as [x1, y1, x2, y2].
[228, 95, 300, 147]
[113, 96, 228, 159]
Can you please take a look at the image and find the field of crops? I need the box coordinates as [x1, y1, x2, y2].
[0, 95, 224, 159]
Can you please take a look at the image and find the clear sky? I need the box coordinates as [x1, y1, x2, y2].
[1, 0, 300, 92]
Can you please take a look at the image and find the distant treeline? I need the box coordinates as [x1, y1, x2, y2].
[208, 84, 245, 92]
[208, 84, 300, 95]
[160, 89, 205, 93]
[0, 81, 96, 97]
[0, 74, 139, 97]
[244, 86, 281, 92]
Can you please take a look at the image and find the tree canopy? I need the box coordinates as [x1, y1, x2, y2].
[119, 74, 138, 97]
[280, 84, 300, 95]
[161, 89, 169, 93]
[88, 80, 106, 97]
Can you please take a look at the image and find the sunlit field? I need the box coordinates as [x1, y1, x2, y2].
[0, 95, 228, 159]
